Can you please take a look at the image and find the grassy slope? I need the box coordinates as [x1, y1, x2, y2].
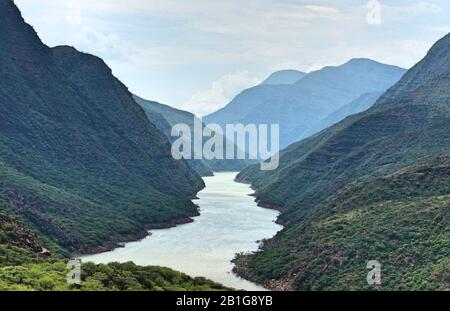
[237, 34, 450, 222]
[234, 155, 450, 290]
[0, 2, 204, 254]
[235, 34, 450, 290]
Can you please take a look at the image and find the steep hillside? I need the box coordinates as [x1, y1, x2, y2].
[134, 95, 254, 173]
[291, 91, 383, 141]
[236, 33, 450, 290]
[0, 0, 203, 253]
[235, 155, 450, 290]
[206, 60, 405, 148]
[0, 211, 48, 266]
[204, 83, 289, 128]
[237, 37, 450, 219]
[134, 97, 213, 176]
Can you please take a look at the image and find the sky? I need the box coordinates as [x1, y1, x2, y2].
[13, 0, 450, 116]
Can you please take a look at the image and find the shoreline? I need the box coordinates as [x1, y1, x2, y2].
[75, 178, 207, 256]
[79, 173, 283, 292]
[232, 178, 289, 290]
[78, 213, 200, 256]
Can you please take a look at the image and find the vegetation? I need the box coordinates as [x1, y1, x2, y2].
[235, 155, 450, 290]
[0, 2, 232, 292]
[235, 33, 450, 290]
[0, 1, 204, 254]
[0, 209, 228, 291]
[0, 211, 50, 266]
[135, 95, 255, 175]
[0, 261, 229, 291]
[237, 34, 450, 219]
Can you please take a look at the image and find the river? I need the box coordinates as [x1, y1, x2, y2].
[81, 172, 282, 290]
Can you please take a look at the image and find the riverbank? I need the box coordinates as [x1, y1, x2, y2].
[80, 214, 200, 255]
[81, 172, 282, 290]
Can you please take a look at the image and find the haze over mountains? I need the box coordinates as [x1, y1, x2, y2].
[261, 70, 306, 85]
[235, 32, 450, 290]
[205, 59, 406, 148]
[291, 91, 384, 141]
[134, 95, 253, 176]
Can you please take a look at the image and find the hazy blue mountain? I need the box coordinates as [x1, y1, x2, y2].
[235, 34, 450, 290]
[134, 95, 255, 174]
[205, 60, 406, 148]
[291, 91, 383, 140]
[0, 0, 203, 253]
[261, 70, 306, 85]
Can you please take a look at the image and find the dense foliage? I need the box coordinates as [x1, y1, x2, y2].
[0, 210, 228, 291]
[235, 156, 450, 290]
[235, 33, 450, 290]
[0, 261, 228, 291]
[0, 1, 203, 254]
[0, 212, 50, 266]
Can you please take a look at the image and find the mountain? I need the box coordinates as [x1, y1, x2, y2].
[290, 91, 383, 140]
[204, 83, 289, 128]
[134, 95, 254, 174]
[205, 60, 406, 148]
[133, 96, 214, 176]
[261, 70, 306, 85]
[235, 34, 450, 290]
[235, 155, 450, 290]
[0, 0, 204, 254]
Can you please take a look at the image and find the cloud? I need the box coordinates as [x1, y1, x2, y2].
[184, 71, 261, 117]
[72, 27, 133, 56]
[65, 1, 82, 25]
[430, 25, 450, 35]
[382, 2, 443, 20]
[14, 0, 450, 113]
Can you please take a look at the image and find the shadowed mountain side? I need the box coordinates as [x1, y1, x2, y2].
[234, 155, 450, 290]
[134, 95, 256, 174]
[206, 59, 406, 148]
[261, 70, 306, 85]
[0, 0, 204, 253]
[235, 33, 450, 290]
[290, 91, 383, 141]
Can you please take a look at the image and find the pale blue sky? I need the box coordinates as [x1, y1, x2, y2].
[14, 0, 450, 116]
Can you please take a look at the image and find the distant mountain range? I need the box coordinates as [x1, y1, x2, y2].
[1, 0, 448, 292]
[235, 33, 450, 290]
[290, 91, 383, 140]
[0, 0, 203, 254]
[205, 59, 406, 149]
[134, 95, 254, 175]
[261, 70, 306, 85]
